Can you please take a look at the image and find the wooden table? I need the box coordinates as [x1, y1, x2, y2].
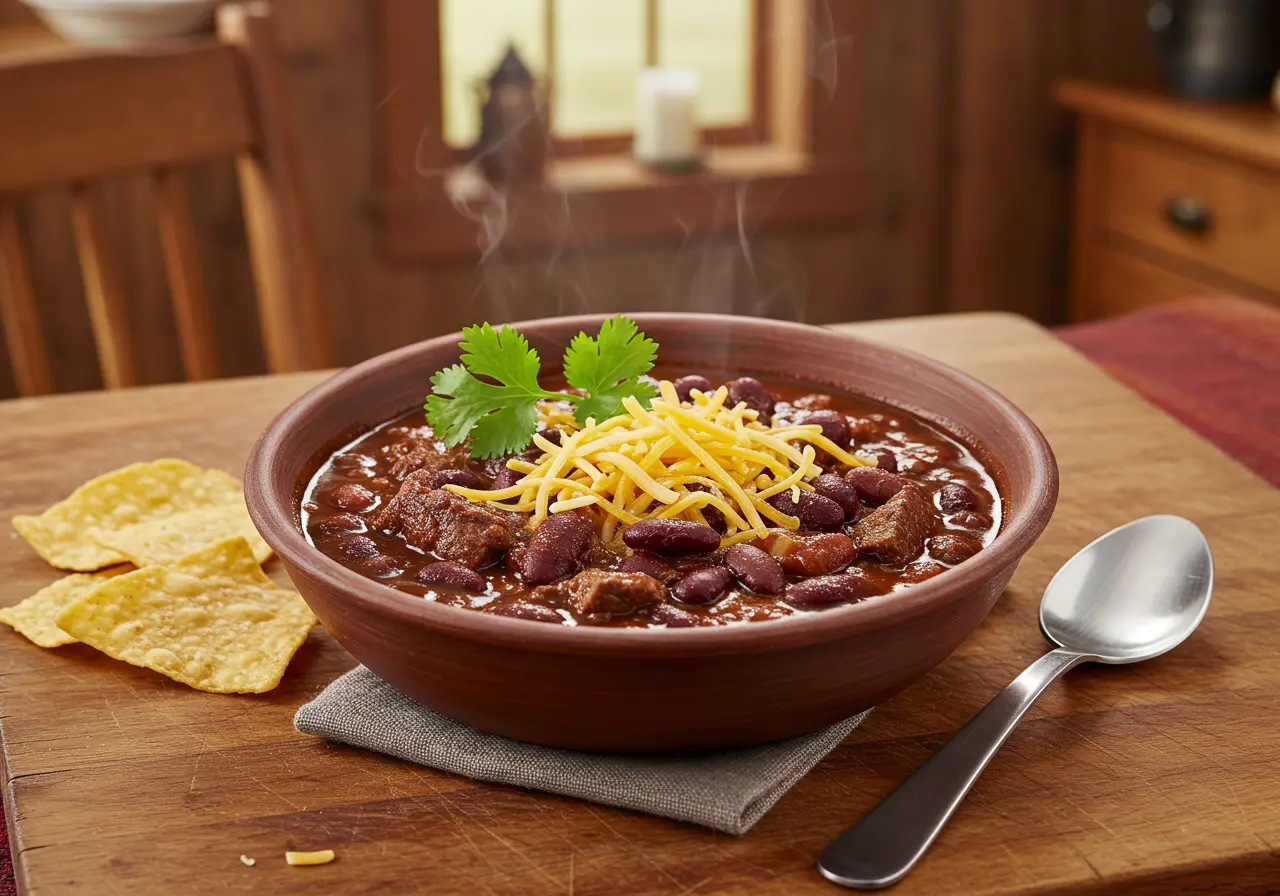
[2, 314, 1278, 895]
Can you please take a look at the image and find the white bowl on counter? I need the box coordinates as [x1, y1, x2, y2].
[21, 0, 218, 46]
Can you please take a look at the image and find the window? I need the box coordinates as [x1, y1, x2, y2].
[440, 0, 762, 155]
[372, 0, 855, 261]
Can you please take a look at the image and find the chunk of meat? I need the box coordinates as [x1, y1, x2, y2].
[851, 486, 936, 565]
[374, 471, 515, 569]
[384, 433, 476, 482]
[558, 569, 667, 621]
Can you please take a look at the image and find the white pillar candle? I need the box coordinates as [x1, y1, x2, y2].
[634, 68, 701, 168]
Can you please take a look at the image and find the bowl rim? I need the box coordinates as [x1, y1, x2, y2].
[245, 312, 1058, 658]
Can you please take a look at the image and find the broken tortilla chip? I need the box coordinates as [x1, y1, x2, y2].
[0, 570, 127, 648]
[165, 536, 277, 589]
[55, 565, 315, 694]
[90, 503, 271, 569]
[12, 460, 245, 571]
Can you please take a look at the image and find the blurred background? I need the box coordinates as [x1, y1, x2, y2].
[1, 0, 1278, 397]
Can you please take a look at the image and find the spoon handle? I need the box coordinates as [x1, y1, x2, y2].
[818, 647, 1088, 889]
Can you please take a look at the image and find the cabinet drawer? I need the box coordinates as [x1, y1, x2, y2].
[1089, 245, 1215, 318]
[1102, 132, 1280, 293]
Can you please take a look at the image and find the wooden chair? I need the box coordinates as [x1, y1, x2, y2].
[0, 2, 329, 396]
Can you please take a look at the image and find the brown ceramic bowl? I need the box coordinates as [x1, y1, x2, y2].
[246, 314, 1056, 752]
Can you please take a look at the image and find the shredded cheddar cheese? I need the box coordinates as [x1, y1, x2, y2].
[447, 382, 872, 545]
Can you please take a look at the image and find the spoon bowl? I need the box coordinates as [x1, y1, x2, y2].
[1041, 515, 1213, 663]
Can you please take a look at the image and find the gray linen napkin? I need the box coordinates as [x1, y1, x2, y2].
[295, 665, 869, 835]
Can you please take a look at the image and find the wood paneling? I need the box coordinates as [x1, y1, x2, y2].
[0, 0, 1161, 397]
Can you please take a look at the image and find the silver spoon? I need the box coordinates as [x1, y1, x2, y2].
[819, 515, 1213, 889]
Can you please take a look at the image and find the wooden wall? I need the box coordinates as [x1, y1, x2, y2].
[0, 0, 1160, 398]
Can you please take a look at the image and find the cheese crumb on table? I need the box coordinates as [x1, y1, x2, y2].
[239, 855, 256, 867]
[285, 849, 335, 866]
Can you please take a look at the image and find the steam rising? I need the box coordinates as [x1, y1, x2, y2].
[407, 0, 839, 332]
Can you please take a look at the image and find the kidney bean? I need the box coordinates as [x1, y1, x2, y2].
[812, 474, 860, 520]
[767, 491, 845, 532]
[651, 603, 701, 628]
[938, 482, 979, 513]
[673, 374, 714, 402]
[357, 555, 403, 578]
[949, 511, 993, 532]
[785, 571, 882, 609]
[686, 483, 727, 532]
[903, 560, 947, 583]
[338, 536, 380, 560]
[670, 567, 734, 606]
[619, 551, 677, 583]
[417, 561, 487, 593]
[845, 466, 909, 506]
[801, 410, 851, 448]
[724, 544, 785, 595]
[928, 533, 982, 565]
[427, 468, 483, 491]
[874, 450, 899, 473]
[778, 533, 856, 576]
[490, 467, 522, 491]
[493, 603, 563, 624]
[724, 377, 775, 422]
[311, 512, 365, 539]
[329, 483, 376, 512]
[522, 512, 593, 585]
[623, 519, 721, 557]
[538, 428, 563, 446]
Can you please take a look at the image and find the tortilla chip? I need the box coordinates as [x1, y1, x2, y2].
[164, 536, 275, 589]
[56, 567, 316, 694]
[0, 570, 126, 648]
[12, 460, 244, 571]
[90, 503, 271, 569]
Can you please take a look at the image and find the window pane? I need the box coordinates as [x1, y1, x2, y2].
[658, 0, 752, 126]
[441, 0, 546, 148]
[553, 0, 644, 137]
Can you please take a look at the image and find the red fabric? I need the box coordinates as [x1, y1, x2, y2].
[1, 296, 1276, 892]
[1057, 296, 1280, 486]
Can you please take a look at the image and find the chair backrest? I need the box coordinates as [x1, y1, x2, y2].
[0, 2, 329, 395]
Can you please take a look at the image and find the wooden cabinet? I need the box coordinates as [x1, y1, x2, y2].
[1058, 81, 1280, 321]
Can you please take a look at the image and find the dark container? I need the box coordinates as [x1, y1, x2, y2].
[1149, 0, 1280, 99]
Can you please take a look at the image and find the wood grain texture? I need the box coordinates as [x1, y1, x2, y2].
[70, 184, 138, 389]
[154, 169, 219, 381]
[0, 201, 53, 396]
[0, 41, 256, 194]
[2, 314, 1278, 894]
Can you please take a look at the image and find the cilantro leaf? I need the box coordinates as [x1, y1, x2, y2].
[574, 378, 657, 426]
[424, 325, 563, 458]
[563, 316, 658, 424]
[425, 317, 661, 458]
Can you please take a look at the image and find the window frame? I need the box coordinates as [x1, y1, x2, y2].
[442, 0, 770, 161]
[372, 0, 856, 262]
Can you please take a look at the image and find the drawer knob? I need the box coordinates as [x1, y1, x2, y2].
[1164, 196, 1212, 234]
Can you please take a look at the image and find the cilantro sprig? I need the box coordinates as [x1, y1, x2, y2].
[425, 316, 658, 459]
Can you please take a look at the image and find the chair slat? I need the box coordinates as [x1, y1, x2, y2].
[71, 185, 138, 389]
[154, 169, 218, 381]
[0, 202, 54, 396]
[220, 3, 330, 373]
